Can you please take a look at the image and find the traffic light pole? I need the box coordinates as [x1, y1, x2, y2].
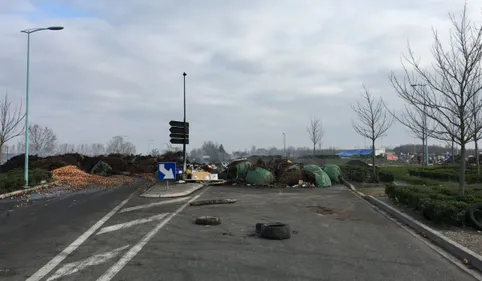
[182, 72, 187, 177]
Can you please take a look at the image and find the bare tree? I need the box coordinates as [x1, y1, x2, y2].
[28, 124, 57, 155]
[106, 136, 136, 154]
[76, 144, 90, 155]
[150, 148, 161, 156]
[352, 85, 394, 175]
[163, 143, 177, 153]
[389, 4, 482, 196]
[306, 117, 324, 156]
[90, 143, 105, 156]
[384, 91, 438, 167]
[468, 94, 482, 175]
[445, 120, 460, 165]
[57, 143, 75, 154]
[0, 92, 25, 161]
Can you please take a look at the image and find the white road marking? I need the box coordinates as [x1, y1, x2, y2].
[96, 186, 211, 281]
[96, 213, 169, 235]
[119, 197, 190, 213]
[46, 245, 129, 281]
[26, 192, 135, 281]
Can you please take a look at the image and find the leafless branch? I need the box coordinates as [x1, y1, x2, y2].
[352, 85, 395, 142]
[389, 3, 482, 195]
[28, 124, 57, 155]
[0, 91, 25, 153]
[306, 117, 324, 155]
[106, 136, 136, 155]
[0, 91, 25, 164]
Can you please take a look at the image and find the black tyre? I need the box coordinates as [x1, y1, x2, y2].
[468, 203, 482, 230]
[190, 199, 237, 206]
[255, 222, 283, 234]
[194, 216, 221, 225]
[259, 223, 291, 240]
[255, 223, 266, 234]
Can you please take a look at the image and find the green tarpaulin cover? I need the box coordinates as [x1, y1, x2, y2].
[228, 160, 251, 179]
[322, 164, 342, 182]
[245, 168, 275, 185]
[303, 165, 332, 187]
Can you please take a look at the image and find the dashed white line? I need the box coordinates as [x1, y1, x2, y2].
[96, 213, 169, 235]
[46, 245, 130, 281]
[26, 192, 135, 281]
[119, 197, 190, 213]
[96, 186, 211, 281]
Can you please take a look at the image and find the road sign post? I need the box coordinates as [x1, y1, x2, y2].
[158, 162, 176, 190]
[169, 121, 190, 172]
[169, 120, 189, 144]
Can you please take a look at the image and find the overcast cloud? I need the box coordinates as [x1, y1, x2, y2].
[0, 0, 481, 153]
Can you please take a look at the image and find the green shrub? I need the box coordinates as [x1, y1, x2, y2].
[0, 168, 52, 193]
[397, 175, 441, 186]
[340, 165, 394, 183]
[408, 166, 482, 184]
[419, 199, 468, 226]
[385, 183, 482, 226]
[380, 166, 411, 178]
[378, 170, 395, 182]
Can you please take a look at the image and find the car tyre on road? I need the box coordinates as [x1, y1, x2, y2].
[194, 216, 221, 225]
[259, 223, 291, 240]
[190, 199, 237, 206]
[468, 202, 482, 230]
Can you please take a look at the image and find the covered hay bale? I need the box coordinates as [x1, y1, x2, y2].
[245, 167, 275, 185]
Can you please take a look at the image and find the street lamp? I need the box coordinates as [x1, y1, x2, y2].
[21, 26, 64, 187]
[182, 72, 187, 175]
[282, 133, 286, 157]
[411, 83, 429, 166]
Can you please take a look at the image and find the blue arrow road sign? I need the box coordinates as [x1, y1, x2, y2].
[157, 162, 176, 181]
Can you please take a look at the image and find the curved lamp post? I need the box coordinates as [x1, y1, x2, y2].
[21, 26, 64, 187]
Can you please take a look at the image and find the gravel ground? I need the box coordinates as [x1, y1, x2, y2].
[441, 230, 482, 255]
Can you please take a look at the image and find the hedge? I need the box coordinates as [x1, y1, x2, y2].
[0, 168, 52, 193]
[408, 166, 482, 184]
[385, 183, 482, 226]
[340, 165, 394, 183]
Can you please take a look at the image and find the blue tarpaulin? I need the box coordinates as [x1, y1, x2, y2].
[336, 149, 373, 157]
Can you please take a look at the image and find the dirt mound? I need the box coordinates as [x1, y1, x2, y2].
[252, 159, 269, 170]
[52, 165, 133, 188]
[0, 151, 183, 175]
[278, 168, 303, 186]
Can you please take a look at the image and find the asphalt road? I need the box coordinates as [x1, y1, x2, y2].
[0, 183, 477, 281]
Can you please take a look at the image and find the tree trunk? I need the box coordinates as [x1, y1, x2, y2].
[0, 142, 4, 172]
[313, 144, 315, 157]
[475, 137, 480, 176]
[451, 140, 455, 165]
[371, 139, 376, 177]
[459, 143, 466, 197]
[422, 132, 426, 168]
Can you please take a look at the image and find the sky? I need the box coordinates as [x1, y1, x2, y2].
[0, 0, 481, 154]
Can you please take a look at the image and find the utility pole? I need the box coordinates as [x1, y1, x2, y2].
[182, 72, 187, 176]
